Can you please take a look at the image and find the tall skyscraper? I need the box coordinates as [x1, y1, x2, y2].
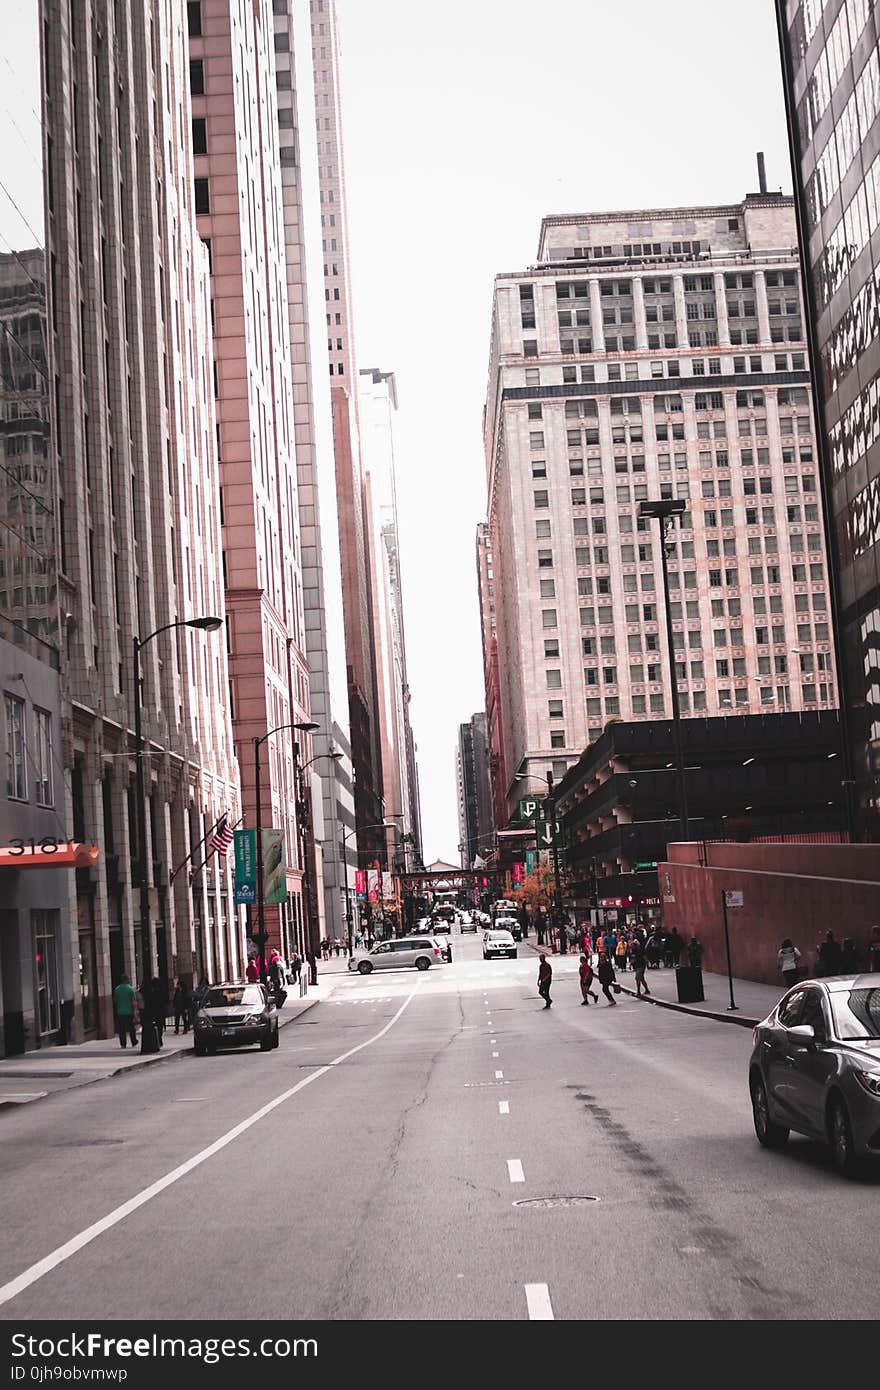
[358, 367, 422, 870]
[476, 521, 507, 834]
[188, 0, 313, 956]
[483, 193, 837, 825]
[4, 0, 242, 1056]
[776, 0, 880, 838]
[309, 0, 386, 867]
[272, 0, 354, 942]
[456, 715, 494, 868]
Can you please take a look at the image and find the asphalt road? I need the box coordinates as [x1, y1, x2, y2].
[0, 929, 876, 1321]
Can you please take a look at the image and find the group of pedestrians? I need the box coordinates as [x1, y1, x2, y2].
[537, 925, 658, 1011]
[320, 938, 350, 960]
[778, 926, 880, 986]
[113, 972, 210, 1049]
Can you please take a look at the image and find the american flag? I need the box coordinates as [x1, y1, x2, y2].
[210, 817, 234, 857]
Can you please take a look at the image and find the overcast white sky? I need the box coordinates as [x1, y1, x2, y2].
[334, 0, 794, 862]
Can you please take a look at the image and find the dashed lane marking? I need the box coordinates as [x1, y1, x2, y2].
[507, 1159, 525, 1184]
[498, 1100, 510, 1115]
[525, 1284, 554, 1320]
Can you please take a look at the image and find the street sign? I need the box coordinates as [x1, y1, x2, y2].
[724, 890, 744, 907]
[634, 860, 658, 870]
[524, 850, 537, 874]
[233, 829, 256, 904]
[536, 821, 560, 848]
[518, 797, 546, 822]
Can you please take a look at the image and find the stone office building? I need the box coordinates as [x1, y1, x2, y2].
[484, 191, 838, 825]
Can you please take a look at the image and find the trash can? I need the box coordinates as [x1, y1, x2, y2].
[675, 965, 704, 1003]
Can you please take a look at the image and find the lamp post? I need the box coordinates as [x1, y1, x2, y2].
[297, 748, 343, 959]
[340, 819, 397, 955]
[134, 615, 223, 1053]
[639, 498, 690, 844]
[513, 772, 567, 952]
[253, 720, 319, 986]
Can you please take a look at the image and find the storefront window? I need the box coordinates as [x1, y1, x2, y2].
[33, 909, 60, 1035]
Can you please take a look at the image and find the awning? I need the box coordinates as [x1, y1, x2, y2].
[0, 842, 99, 871]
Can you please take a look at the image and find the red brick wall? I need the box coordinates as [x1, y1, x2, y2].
[660, 842, 880, 985]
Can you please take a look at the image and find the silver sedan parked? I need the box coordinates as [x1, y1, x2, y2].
[749, 975, 880, 1176]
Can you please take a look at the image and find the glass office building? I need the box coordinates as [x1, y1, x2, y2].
[777, 0, 880, 837]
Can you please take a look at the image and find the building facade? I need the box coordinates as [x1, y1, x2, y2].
[476, 521, 507, 835]
[456, 713, 494, 868]
[484, 193, 838, 826]
[309, 0, 386, 867]
[8, 0, 243, 1056]
[272, 0, 353, 941]
[358, 367, 422, 868]
[189, 0, 313, 957]
[776, 0, 880, 838]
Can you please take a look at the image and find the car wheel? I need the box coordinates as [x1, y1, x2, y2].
[829, 1096, 860, 1177]
[358, 961, 373, 975]
[272, 1026, 280, 1049]
[416, 958, 430, 971]
[259, 1033, 273, 1051]
[194, 1038, 207, 1057]
[750, 1073, 789, 1149]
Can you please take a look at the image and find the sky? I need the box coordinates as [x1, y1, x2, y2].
[334, 0, 794, 863]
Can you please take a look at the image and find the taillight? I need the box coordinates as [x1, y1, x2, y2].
[434, 947, 440, 956]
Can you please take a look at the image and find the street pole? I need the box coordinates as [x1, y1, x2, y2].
[546, 772, 566, 954]
[341, 828, 354, 957]
[294, 743, 318, 961]
[254, 736, 267, 986]
[657, 515, 689, 844]
[133, 637, 159, 1054]
[720, 890, 738, 1012]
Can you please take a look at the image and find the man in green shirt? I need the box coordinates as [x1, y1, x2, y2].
[113, 974, 137, 1048]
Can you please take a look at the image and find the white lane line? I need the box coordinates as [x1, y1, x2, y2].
[498, 1100, 510, 1115]
[525, 1284, 554, 1320]
[507, 1159, 525, 1183]
[491, 1051, 499, 1058]
[0, 985, 422, 1309]
[490, 1038, 497, 1044]
[495, 1069, 504, 1079]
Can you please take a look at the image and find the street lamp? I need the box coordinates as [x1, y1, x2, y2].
[639, 498, 690, 843]
[513, 771, 567, 952]
[253, 720, 319, 986]
[134, 615, 223, 1053]
[340, 819, 397, 956]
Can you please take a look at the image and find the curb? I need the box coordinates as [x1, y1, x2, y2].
[615, 982, 760, 1028]
[0, 993, 325, 1109]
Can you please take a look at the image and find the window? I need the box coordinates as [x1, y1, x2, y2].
[546, 669, 562, 689]
[551, 731, 566, 748]
[529, 431, 545, 449]
[187, 1, 202, 37]
[548, 701, 564, 719]
[538, 549, 553, 568]
[532, 463, 546, 479]
[5, 694, 26, 799]
[34, 709, 52, 807]
[539, 579, 555, 598]
[189, 60, 205, 95]
[194, 177, 210, 215]
[535, 519, 551, 538]
[533, 490, 549, 509]
[542, 610, 557, 629]
[192, 117, 207, 155]
[544, 640, 560, 658]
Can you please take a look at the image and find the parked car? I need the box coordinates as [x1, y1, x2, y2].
[193, 983, 279, 1055]
[460, 913, 478, 933]
[483, 929, 517, 961]
[348, 936, 444, 974]
[431, 904, 455, 932]
[749, 975, 880, 1176]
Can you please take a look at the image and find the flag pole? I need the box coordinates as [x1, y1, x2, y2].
[188, 815, 243, 884]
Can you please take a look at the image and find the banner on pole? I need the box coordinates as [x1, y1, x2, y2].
[355, 869, 367, 901]
[233, 829, 257, 904]
[262, 828, 287, 904]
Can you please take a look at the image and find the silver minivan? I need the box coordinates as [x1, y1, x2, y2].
[348, 936, 444, 974]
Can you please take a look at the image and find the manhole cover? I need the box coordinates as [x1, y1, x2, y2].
[514, 1196, 600, 1209]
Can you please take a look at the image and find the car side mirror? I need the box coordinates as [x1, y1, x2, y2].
[787, 1024, 816, 1046]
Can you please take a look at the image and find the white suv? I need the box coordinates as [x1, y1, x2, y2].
[483, 929, 517, 960]
[349, 936, 444, 974]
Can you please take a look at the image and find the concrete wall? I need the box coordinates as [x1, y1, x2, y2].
[661, 842, 880, 985]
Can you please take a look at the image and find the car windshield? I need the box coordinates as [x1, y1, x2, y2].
[204, 986, 264, 1009]
[830, 987, 880, 1040]
[489, 932, 512, 941]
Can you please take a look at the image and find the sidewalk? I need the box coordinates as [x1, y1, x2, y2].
[523, 940, 783, 1027]
[0, 969, 341, 1108]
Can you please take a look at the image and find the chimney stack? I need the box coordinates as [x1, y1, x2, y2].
[757, 151, 767, 194]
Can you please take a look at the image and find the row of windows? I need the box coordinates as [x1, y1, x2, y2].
[829, 365, 880, 477]
[540, 579, 825, 633]
[794, 0, 870, 149]
[549, 679, 832, 727]
[820, 259, 880, 397]
[3, 694, 53, 806]
[805, 46, 880, 228]
[815, 146, 880, 309]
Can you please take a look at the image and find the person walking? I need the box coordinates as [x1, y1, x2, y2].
[245, 957, 259, 984]
[173, 978, 190, 1035]
[579, 953, 598, 1004]
[537, 952, 553, 1009]
[597, 951, 618, 1006]
[290, 952, 302, 985]
[113, 973, 138, 1048]
[615, 934, 628, 972]
[668, 927, 683, 967]
[777, 938, 802, 988]
[334, 939, 341, 957]
[841, 937, 860, 973]
[630, 935, 650, 999]
[818, 930, 843, 977]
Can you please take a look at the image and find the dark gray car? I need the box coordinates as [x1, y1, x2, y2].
[749, 975, 880, 1176]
